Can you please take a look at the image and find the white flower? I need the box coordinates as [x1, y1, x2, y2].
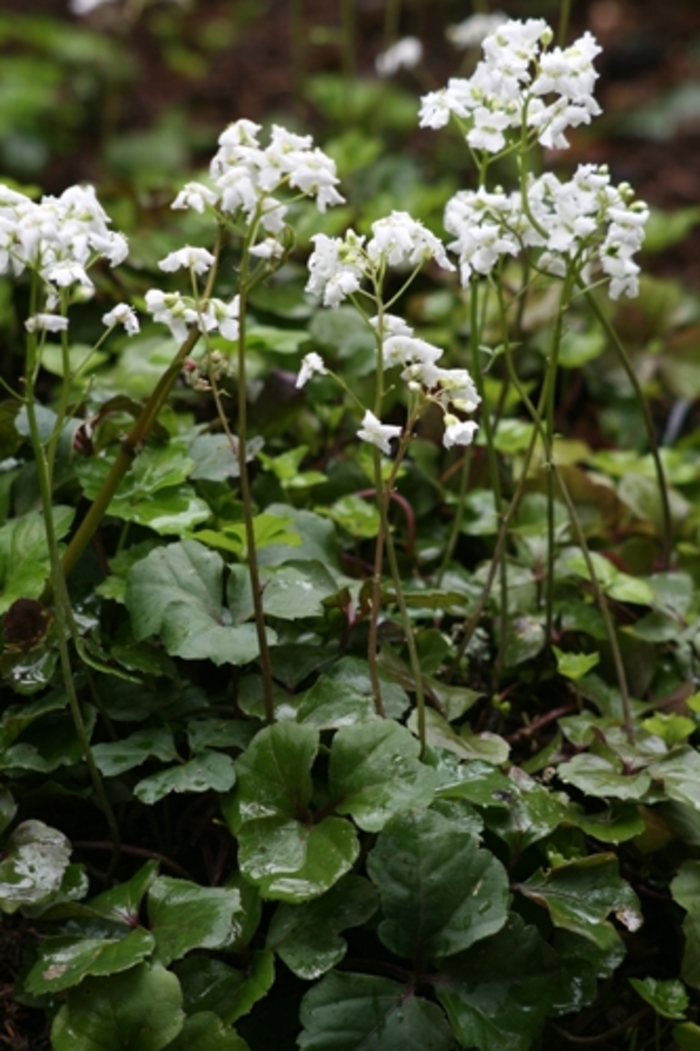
[145, 289, 198, 343]
[447, 12, 507, 49]
[25, 313, 69, 333]
[158, 246, 216, 275]
[203, 295, 240, 340]
[357, 410, 403, 455]
[382, 334, 443, 372]
[434, 368, 481, 413]
[69, 0, 116, 15]
[296, 351, 327, 388]
[305, 231, 366, 307]
[249, 237, 285, 260]
[367, 211, 454, 271]
[375, 37, 423, 77]
[171, 181, 219, 213]
[102, 302, 140, 335]
[442, 414, 479, 449]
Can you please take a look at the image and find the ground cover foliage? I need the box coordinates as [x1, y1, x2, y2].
[1, 2, 700, 1049]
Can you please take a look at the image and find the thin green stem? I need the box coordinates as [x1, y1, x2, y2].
[542, 273, 574, 643]
[468, 279, 507, 682]
[383, 0, 402, 49]
[24, 303, 121, 876]
[557, 0, 572, 46]
[583, 288, 672, 570]
[237, 225, 276, 725]
[502, 332, 634, 740]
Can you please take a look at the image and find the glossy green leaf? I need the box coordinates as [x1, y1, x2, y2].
[147, 877, 241, 966]
[0, 819, 71, 913]
[0, 705, 97, 774]
[552, 926, 626, 1014]
[410, 708, 509, 765]
[230, 723, 319, 828]
[219, 950, 275, 1024]
[259, 560, 339, 620]
[671, 861, 700, 988]
[134, 751, 236, 805]
[195, 512, 301, 560]
[649, 749, 700, 811]
[172, 957, 243, 1017]
[226, 723, 359, 901]
[629, 977, 688, 1019]
[24, 928, 156, 994]
[557, 753, 651, 801]
[186, 717, 258, 755]
[92, 727, 178, 776]
[518, 855, 642, 948]
[234, 813, 358, 902]
[329, 722, 438, 832]
[435, 915, 561, 1051]
[51, 962, 184, 1051]
[87, 861, 160, 926]
[567, 802, 645, 843]
[367, 809, 509, 960]
[296, 676, 377, 729]
[483, 767, 569, 850]
[298, 971, 453, 1051]
[0, 506, 74, 614]
[266, 875, 378, 979]
[503, 614, 545, 667]
[162, 1012, 249, 1051]
[126, 541, 268, 666]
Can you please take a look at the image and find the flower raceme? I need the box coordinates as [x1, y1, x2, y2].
[419, 18, 602, 152]
[443, 164, 648, 298]
[0, 183, 128, 331]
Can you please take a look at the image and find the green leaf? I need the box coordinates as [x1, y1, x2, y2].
[51, 962, 184, 1051]
[219, 950, 275, 1024]
[266, 875, 378, 979]
[409, 708, 509, 765]
[629, 977, 688, 1019]
[367, 809, 509, 960]
[0, 819, 71, 914]
[229, 723, 318, 828]
[649, 749, 700, 811]
[260, 560, 339, 620]
[0, 705, 97, 774]
[435, 914, 561, 1051]
[134, 751, 237, 805]
[671, 861, 700, 988]
[502, 614, 546, 667]
[0, 507, 74, 614]
[567, 802, 645, 844]
[296, 676, 378, 729]
[553, 646, 600, 682]
[147, 877, 241, 966]
[195, 512, 302, 560]
[329, 722, 437, 832]
[225, 724, 358, 901]
[92, 727, 178, 776]
[189, 433, 241, 481]
[483, 767, 570, 850]
[24, 929, 156, 994]
[162, 1012, 249, 1051]
[126, 540, 269, 665]
[298, 971, 453, 1051]
[518, 855, 642, 948]
[87, 861, 160, 926]
[0, 787, 17, 836]
[317, 495, 380, 539]
[674, 1022, 700, 1050]
[557, 753, 651, 801]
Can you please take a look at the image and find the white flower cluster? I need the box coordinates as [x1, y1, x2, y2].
[297, 313, 480, 453]
[445, 164, 648, 298]
[420, 18, 602, 151]
[447, 12, 507, 50]
[375, 37, 423, 77]
[306, 211, 454, 308]
[0, 183, 128, 330]
[171, 119, 344, 234]
[145, 290, 240, 344]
